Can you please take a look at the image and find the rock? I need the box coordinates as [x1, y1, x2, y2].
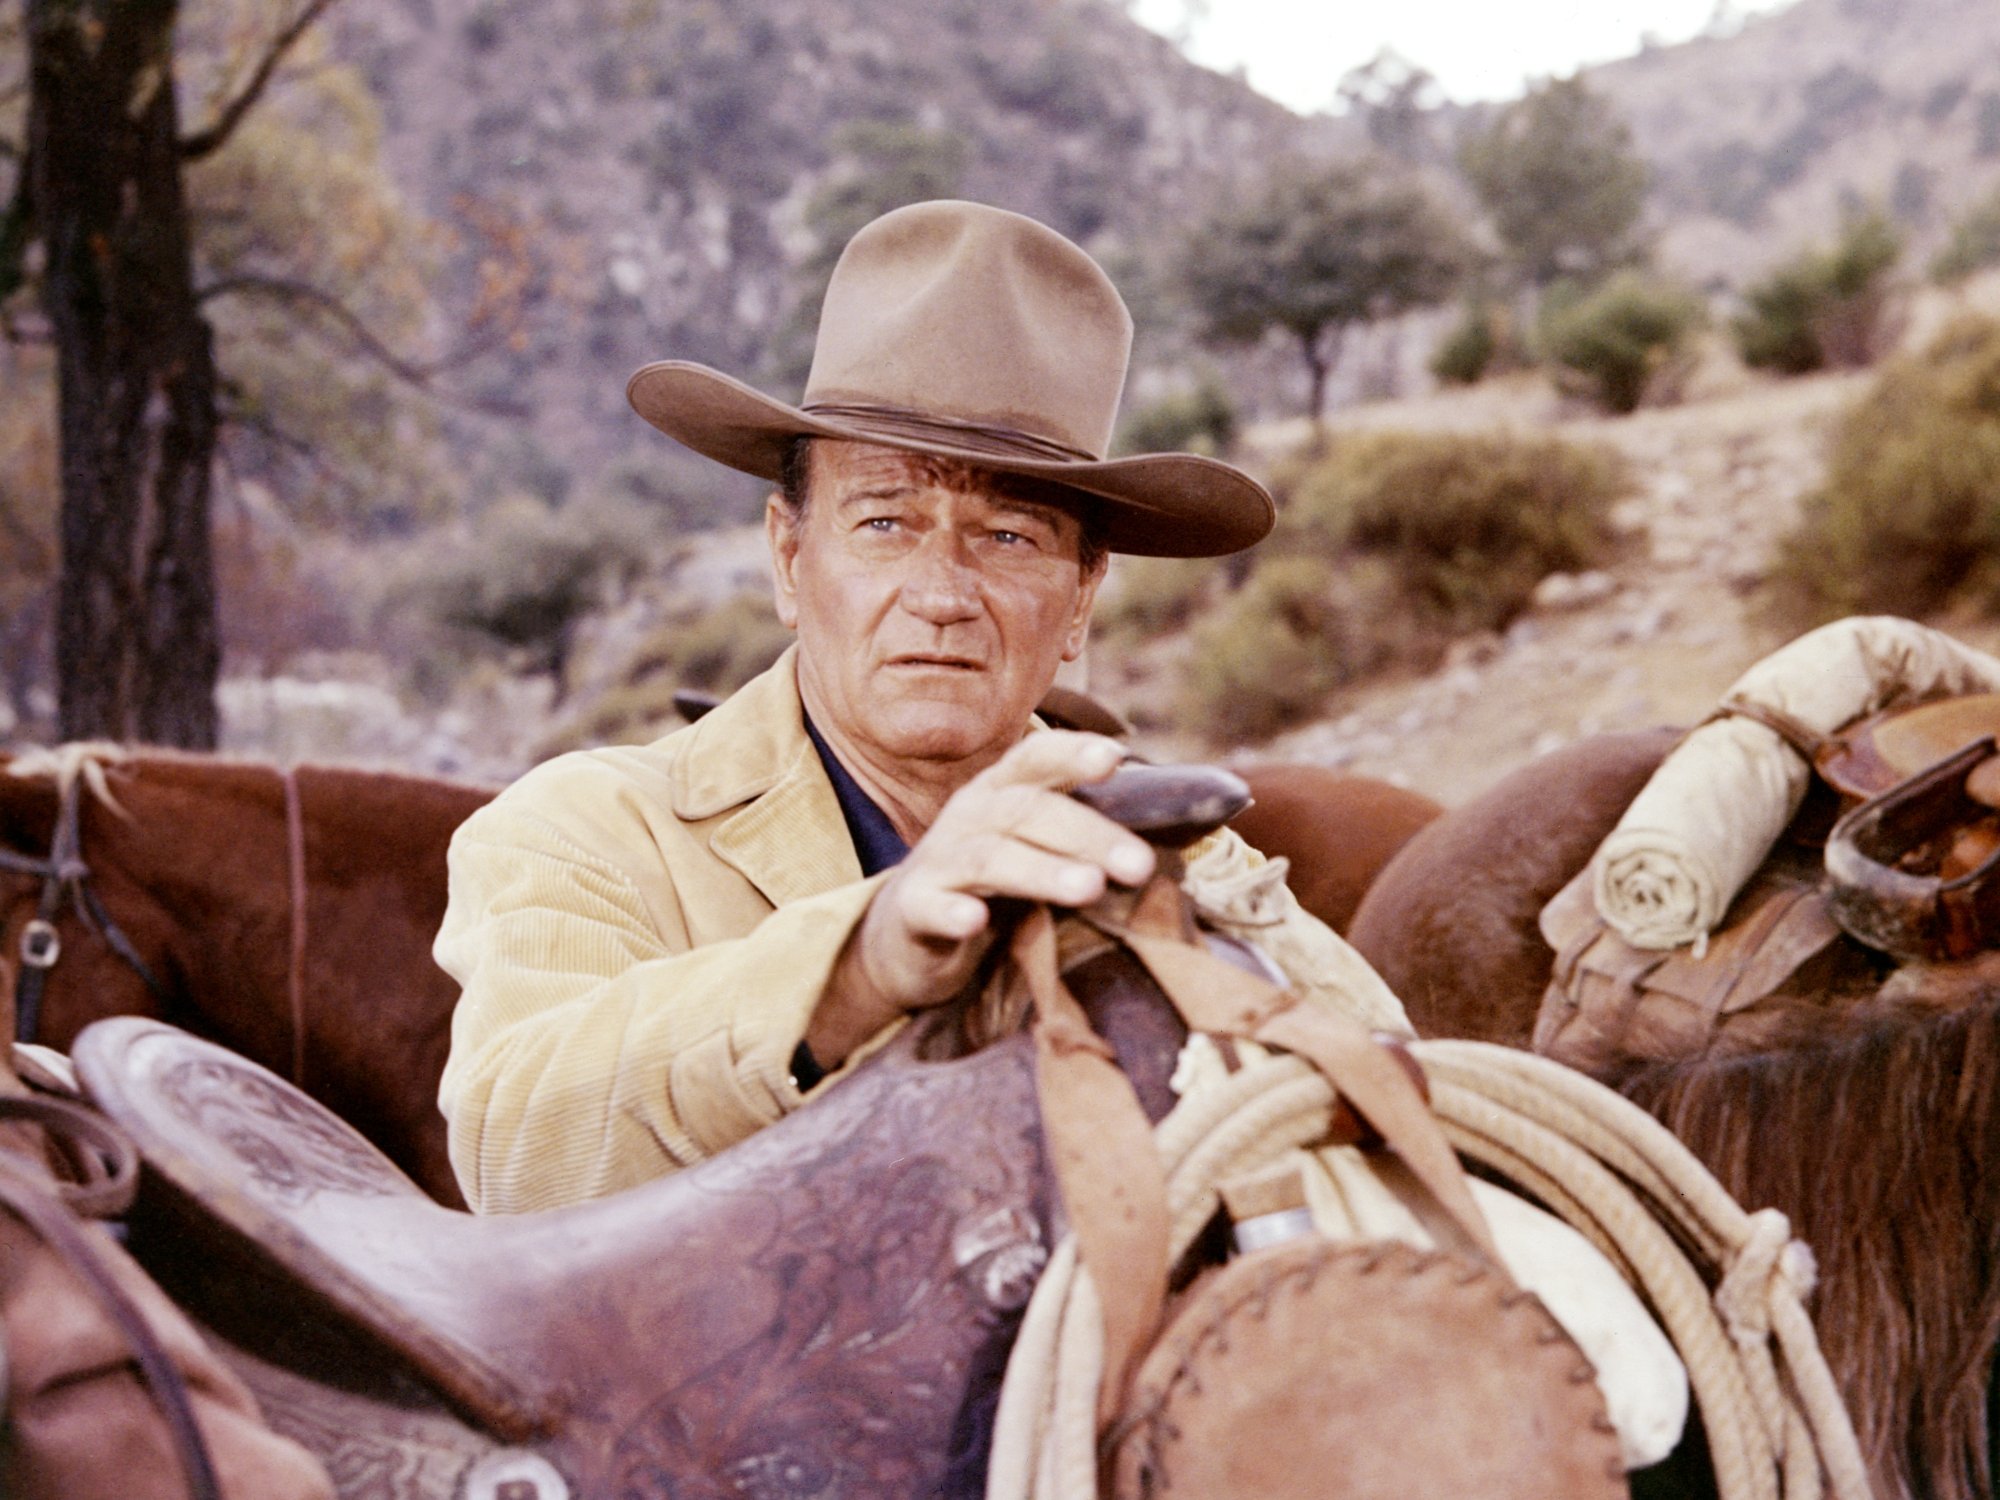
[1531, 571, 1620, 611]
[1444, 631, 1505, 669]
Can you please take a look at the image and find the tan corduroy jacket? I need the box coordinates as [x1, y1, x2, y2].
[437, 647, 1410, 1213]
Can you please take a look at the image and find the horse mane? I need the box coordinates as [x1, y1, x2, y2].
[1621, 994, 2000, 1500]
[5, 741, 136, 820]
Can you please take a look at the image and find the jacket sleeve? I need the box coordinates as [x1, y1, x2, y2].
[433, 795, 887, 1213]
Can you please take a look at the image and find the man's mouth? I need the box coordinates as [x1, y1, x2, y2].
[886, 653, 984, 671]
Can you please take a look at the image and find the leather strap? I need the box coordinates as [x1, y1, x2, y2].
[1009, 905, 1170, 1432]
[0, 1094, 140, 1219]
[0, 1096, 215, 1499]
[281, 766, 310, 1088]
[1709, 696, 1829, 760]
[3, 766, 169, 1044]
[1096, 876, 1503, 1268]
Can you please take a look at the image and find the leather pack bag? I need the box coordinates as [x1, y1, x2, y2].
[1532, 841, 1855, 1076]
[0, 1045, 333, 1500]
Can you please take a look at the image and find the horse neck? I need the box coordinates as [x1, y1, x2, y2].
[283, 763, 497, 883]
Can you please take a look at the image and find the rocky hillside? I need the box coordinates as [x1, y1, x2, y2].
[1588, 0, 2000, 285]
[326, 0, 1321, 515]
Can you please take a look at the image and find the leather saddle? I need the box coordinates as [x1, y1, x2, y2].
[74, 946, 1188, 1500]
[1539, 693, 2000, 1073]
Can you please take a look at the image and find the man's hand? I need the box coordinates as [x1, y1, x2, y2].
[805, 732, 1157, 1070]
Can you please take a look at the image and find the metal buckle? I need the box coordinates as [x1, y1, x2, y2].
[19, 919, 60, 970]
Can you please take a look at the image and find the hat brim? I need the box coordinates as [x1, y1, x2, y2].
[627, 361, 1274, 559]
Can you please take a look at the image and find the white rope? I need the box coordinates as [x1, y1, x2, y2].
[986, 1036, 1871, 1500]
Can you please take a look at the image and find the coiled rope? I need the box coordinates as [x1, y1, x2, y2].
[985, 1036, 1870, 1500]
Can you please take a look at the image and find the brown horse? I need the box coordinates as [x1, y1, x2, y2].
[1230, 763, 1443, 934]
[0, 746, 491, 1207]
[1347, 728, 2000, 1500]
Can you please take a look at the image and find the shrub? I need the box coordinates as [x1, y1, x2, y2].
[391, 491, 650, 693]
[1285, 429, 1629, 633]
[1429, 299, 1500, 385]
[1734, 211, 1904, 374]
[1093, 554, 1218, 643]
[1537, 271, 1706, 413]
[1770, 315, 2000, 618]
[1113, 378, 1239, 458]
[1930, 186, 2000, 284]
[1179, 556, 1382, 743]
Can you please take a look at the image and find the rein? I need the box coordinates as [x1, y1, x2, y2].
[281, 765, 309, 1088]
[0, 765, 167, 1044]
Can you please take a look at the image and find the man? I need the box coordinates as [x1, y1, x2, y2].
[436, 200, 1406, 1213]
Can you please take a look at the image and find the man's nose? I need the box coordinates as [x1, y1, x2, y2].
[898, 532, 982, 622]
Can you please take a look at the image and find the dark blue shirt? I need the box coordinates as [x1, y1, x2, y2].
[803, 714, 910, 877]
[792, 715, 908, 1091]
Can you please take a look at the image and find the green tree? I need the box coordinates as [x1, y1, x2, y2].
[1336, 50, 1446, 165]
[1931, 185, 2000, 285]
[1459, 77, 1649, 288]
[394, 491, 650, 702]
[1178, 157, 1468, 422]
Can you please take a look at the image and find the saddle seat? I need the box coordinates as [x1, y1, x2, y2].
[71, 959, 1188, 1500]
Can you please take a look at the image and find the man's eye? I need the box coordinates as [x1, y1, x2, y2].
[862, 516, 900, 533]
[990, 529, 1031, 547]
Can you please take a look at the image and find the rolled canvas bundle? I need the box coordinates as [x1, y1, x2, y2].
[1593, 616, 2000, 951]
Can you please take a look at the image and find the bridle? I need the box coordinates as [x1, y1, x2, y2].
[0, 763, 167, 1045]
[0, 757, 315, 1088]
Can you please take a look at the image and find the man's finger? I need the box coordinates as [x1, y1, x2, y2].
[892, 880, 992, 943]
[978, 730, 1125, 791]
[986, 787, 1157, 886]
[945, 837, 1123, 909]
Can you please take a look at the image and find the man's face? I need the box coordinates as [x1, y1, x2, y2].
[769, 439, 1107, 774]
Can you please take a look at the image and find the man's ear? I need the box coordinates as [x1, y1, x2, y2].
[1060, 549, 1109, 663]
[766, 494, 801, 631]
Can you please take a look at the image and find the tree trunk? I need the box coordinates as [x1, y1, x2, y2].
[1301, 326, 1345, 447]
[28, 0, 220, 748]
[1302, 334, 1329, 428]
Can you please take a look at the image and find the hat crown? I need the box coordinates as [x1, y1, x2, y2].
[802, 201, 1133, 461]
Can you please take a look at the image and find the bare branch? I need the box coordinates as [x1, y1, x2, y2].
[219, 399, 358, 500]
[181, 0, 342, 163]
[202, 273, 531, 418]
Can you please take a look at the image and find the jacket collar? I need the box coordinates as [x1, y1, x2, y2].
[665, 646, 863, 905]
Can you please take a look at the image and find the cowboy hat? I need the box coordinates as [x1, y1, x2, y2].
[626, 200, 1273, 558]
